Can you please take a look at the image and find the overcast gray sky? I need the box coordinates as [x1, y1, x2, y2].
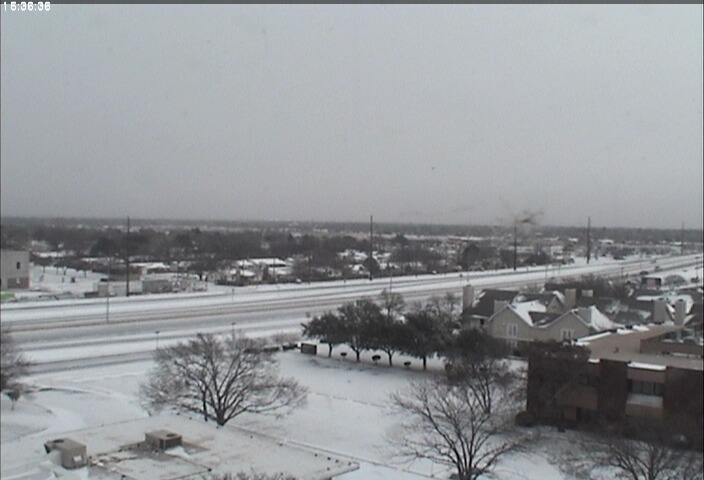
[1, 5, 702, 229]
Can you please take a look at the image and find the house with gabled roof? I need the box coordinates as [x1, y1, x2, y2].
[460, 288, 521, 328]
[486, 299, 618, 353]
[522, 291, 567, 314]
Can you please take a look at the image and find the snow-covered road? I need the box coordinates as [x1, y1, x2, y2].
[3, 254, 699, 373]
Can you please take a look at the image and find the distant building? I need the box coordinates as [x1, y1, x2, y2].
[0, 250, 30, 289]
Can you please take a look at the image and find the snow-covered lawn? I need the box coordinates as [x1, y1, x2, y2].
[1, 347, 571, 480]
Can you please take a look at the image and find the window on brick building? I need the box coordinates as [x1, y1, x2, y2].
[629, 380, 664, 396]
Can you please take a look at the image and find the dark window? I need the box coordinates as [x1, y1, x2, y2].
[629, 380, 664, 396]
[578, 374, 599, 388]
[16, 262, 21, 269]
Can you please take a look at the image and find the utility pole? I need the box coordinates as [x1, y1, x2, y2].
[513, 223, 518, 271]
[586, 217, 591, 264]
[126, 216, 131, 297]
[106, 256, 111, 323]
[681, 222, 685, 254]
[388, 261, 393, 294]
[369, 215, 373, 281]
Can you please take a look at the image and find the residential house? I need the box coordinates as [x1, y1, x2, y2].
[486, 299, 617, 353]
[461, 288, 521, 327]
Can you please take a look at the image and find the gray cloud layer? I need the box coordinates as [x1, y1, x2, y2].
[1, 5, 702, 228]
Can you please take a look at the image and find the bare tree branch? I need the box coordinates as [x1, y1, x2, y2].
[390, 375, 531, 480]
[141, 333, 307, 426]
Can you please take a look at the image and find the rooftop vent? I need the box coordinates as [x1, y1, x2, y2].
[44, 438, 88, 469]
[145, 430, 182, 450]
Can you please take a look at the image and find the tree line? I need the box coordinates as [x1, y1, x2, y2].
[301, 291, 510, 370]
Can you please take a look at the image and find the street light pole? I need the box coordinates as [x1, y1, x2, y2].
[106, 256, 111, 324]
[155, 331, 160, 350]
[513, 224, 518, 271]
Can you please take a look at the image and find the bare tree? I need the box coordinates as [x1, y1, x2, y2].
[426, 293, 460, 323]
[379, 288, 406, 320]
[443, 329, 516, 415]
[1, 328, 30, 392]
[390, 375, 530, 480]
[557, 423, 704, 480]
[141, 333, 306, 426]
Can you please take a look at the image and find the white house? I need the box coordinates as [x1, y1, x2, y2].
[486, 300, 618, 352]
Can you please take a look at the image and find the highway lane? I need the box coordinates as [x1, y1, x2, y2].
[4, 254, 696, 329]
[7, 254, 701, 373]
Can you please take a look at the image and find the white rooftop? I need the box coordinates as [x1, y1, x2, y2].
[13, 415, 358, 480]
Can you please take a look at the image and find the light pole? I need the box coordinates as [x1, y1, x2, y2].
[388, 262, 393, 294]
[155, 330, 160, 350]
[231, 322, 236, 338]
[106, 256, 111, 324]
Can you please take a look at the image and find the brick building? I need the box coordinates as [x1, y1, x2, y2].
[526, 324, 703, 449]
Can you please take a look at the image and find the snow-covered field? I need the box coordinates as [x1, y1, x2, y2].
[1, 348, 572, 480]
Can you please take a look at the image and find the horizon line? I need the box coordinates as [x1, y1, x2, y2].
[1, 214, 702, 233]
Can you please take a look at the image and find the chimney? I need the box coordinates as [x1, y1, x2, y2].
[652, 299, 668, 324]
[462, 285, 475, 312]
[674, 299, 687, 326]
[564, 288, 577, 311]
[578, 306, 592, 325]
[494, 300, 509, 314]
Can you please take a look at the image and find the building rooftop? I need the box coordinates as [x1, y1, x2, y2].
[9, 415, 359, 480]
[577, 324, 704, 371]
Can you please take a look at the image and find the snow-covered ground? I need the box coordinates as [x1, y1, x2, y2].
[1, 347, 571, 480]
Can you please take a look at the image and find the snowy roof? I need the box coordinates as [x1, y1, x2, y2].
[131, 262, 170, 269]
[584, 306, 617, 331]
[628, 361, 667, 371]
[34, 415, 359, 480]
[576, 324, 703, 371]
[227, 268, 256, 277]
[251, 258, 289, 267]
[508, 300, 546, 325]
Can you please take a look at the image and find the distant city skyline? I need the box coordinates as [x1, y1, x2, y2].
[1, 5, 702, 229]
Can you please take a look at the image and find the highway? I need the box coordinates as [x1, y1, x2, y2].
[2, 254, 700, 373]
